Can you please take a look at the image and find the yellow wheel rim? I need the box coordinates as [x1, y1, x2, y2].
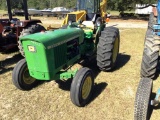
[112, 37, 119, 63]
[23, 68, 36, 84]
[82, 76, 92, 100]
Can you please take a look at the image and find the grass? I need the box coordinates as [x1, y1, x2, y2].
[0, 19, 160, 120]
[107, 11, 120, 16]
[0, 10, 7, 14]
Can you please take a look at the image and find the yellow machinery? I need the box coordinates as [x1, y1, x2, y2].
[62, 0, 107, 25]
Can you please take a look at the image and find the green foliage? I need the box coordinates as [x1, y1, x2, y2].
[0, 0, 157, 11]
[107, 0, 157, 12]
[0, 0, 76, 10]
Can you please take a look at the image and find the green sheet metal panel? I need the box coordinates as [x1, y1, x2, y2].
[20, 28, 84, 48]
[20, 28, 84, 80]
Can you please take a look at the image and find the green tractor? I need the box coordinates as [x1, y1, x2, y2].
[12, 0, 120, 107]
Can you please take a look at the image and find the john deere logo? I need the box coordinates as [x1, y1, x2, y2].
[28, 46, 36, 52]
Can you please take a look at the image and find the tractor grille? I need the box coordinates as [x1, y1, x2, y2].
[68, 14, 76, 22]
[54, 44, 67, 68]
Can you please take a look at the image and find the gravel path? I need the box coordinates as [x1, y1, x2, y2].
[106, 19, 148, 28]
[40, 18, 148, 29]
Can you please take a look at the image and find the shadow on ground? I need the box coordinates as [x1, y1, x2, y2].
[151, 92, 160, 110]
[90, 82, 108, 104]
[154, 62, 160, 80]
[55, 53, 130, 106]
[0, 53, 23, 75]
[147, 92, 160, 119]
[111, 15, 149, 21]
[113, 53, 131, 71]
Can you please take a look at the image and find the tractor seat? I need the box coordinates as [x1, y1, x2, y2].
[82, 21, 94, 29]
[86, 13, 97, 23]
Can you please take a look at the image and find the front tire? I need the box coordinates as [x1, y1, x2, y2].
[144, 29, 153, 44]
[97, 27, 120, 71]
[70, 67, 94, 107]
[134, 78, 152, 120]
[148, 12, 156, 30]
[12, 59, 38, 90]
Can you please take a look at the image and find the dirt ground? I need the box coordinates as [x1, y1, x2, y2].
[107, 19, 148, 28]
[0, 18, 159, 120]
[38, 16, 148, 28]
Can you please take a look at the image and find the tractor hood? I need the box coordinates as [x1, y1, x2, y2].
[20, 28, 84, 49]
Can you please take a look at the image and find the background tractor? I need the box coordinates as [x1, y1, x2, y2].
[62, 0, 107, 26]
[0, 0, 46, 55]
[134, 0, 160, 119]
[12, 0, 120, 107]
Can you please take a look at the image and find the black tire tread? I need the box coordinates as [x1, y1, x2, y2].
[12, 59, 26, 90]
[134, 78, 152, 120]
[97, 27, 120, 71]
[70, 67, 94, 107]
[12, 59, 38, 90]
[148, 12, 156, 30]
[141, 35, 160, 78]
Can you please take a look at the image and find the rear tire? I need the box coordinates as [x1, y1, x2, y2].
[18, 24, 46, 57]
[144, 12, 155, 44]
[148, 12, 156, 30]
[141, 34, 159, 79]
[104, 26, 119, 35]
[134, 78, 152, 120]
[12, 59, 38, 90]
[144, 29, 153, 43]
[97, 27, 120, 71]
[70, 67, 94, 107]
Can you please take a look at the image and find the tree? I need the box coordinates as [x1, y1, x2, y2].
[0, 0, 157, 11]
[107, 0, 157, 12]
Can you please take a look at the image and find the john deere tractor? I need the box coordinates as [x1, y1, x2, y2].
[134, 0, 160, 119]
[12, 0, 120, 107]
